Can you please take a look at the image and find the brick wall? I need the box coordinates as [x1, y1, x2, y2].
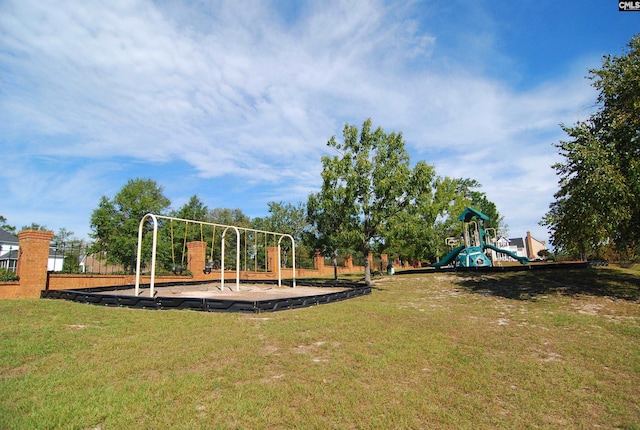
[0, 233, 371, 299]
[46, 274, 191, 291]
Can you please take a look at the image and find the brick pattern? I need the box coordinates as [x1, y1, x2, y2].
[16, 230, 54, 298]
[0, 234, 372, 299]
[266, 246, 277, 272]
[186, 241, 207, 280]
[314, 250, 325, 270]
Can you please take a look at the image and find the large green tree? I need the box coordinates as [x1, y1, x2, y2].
[307, 118, 436, 286]
[542, 35, 640, 260]
[90, 178, 171, 271]
[208, 208, 251, 228]
[172, 195, 209, 223]
[252, 202, 309, 240]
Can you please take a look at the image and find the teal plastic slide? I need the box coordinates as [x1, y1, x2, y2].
[431, 245, 465, 268]
[483, 244, 529, 264]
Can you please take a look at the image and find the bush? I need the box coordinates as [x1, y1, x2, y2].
[0, 268, 19, 282]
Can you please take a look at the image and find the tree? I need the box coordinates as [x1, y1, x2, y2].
[0, 216, 16, 234]
[252, 202, 309, 240]
[307, 190, 351, 280]
[51, 228, 87, 273]
[381, 175, 451, 264]
[159, 195, 210, 271]
[307, 118, 436, 286]
[90, 178, 171, 271]
[204, 208, 252, 270]
[20, 223, 49, 231]
[53, 228, 75, 243]
[542, 35, 640, 260]
[382, 176, 504, 264]
[537, 249, 553, 261]
[441, 179, 506, 244]
[208, 208, 251, 228]
[253, 201, 314, 269]
[172, 195, 209, 222]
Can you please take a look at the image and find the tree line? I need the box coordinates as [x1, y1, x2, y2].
[2, 120, 506, 284]
[85, 118, 505, 285]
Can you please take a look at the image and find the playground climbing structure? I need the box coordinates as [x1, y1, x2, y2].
[432, 207, 529, 268]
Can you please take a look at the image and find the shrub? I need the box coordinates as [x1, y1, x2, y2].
[0, 268, 19, 282]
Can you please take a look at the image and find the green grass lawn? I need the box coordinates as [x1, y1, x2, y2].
[1, 266, 639, 429]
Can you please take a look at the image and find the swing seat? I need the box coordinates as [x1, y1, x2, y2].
[172, 266, 184, 275]
[203, 260, 218, 274]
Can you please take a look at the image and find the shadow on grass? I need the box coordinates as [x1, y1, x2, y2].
[453, 268, 640, 301]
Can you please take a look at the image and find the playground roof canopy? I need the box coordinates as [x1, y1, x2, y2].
[458, 206, 490, 223]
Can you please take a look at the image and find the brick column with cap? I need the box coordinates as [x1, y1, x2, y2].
[17, 230, 54, 298]
[187, 241, 207, 280]
[266, 246, 278, 272]
[381, 254, 388, 272]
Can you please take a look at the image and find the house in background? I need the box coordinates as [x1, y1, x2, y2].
[0, 228, 20, 272]
[494, 231, 547, 262]
[48, 246, 66, 272]
[494, 236, 526, 261]
[0, 228, 65, 272]
[79, 252, 126, 274]
[525, 232, 547, 260]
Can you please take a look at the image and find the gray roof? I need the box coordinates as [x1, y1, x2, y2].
[1, 249, 18, 260]
[0, 228, 18, 245]
[508, 238, 525, 248]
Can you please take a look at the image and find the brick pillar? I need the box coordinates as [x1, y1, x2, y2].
[187, 241, 207, 280]
[266, 246, 278, 272]
[314, 250, 324, 270]
[344, 255, 353, 269]
[381, 254, 388, 272]
[17, 230, 54, 298]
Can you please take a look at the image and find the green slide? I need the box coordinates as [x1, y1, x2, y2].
[432, 245, 465, 268]
[483, 244, 529, 264]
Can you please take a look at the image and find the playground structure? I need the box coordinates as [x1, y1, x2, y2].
[134, 214, 296, 297]
[432, 207, 529, 268]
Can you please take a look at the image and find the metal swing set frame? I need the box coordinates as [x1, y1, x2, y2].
[134, 213, 296, 297]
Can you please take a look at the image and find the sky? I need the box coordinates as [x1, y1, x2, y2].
[0, 0, 637, 244]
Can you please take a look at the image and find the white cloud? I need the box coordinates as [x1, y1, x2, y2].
[0, 0, 608, 242]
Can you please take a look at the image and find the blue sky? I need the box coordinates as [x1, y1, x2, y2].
[0, 0, 637, 243]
